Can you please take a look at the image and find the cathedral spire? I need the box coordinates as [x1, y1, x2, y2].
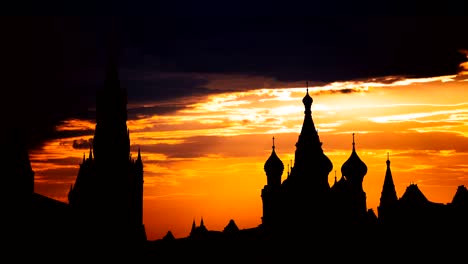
[93, 37, 130, 163]
[352, 133, 355, 151]
[379, 153, 398, 207]
[88, 146, 93, 160]
[285, 87, 332, 190]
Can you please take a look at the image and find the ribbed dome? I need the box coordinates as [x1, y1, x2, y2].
[341, 134, 367, 180]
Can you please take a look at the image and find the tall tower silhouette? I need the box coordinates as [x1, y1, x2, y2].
[283, 86, 333, 192]
[377, 153, 399, 225]
[340, 133, 368, 223]
[281, 87, 333, 228]
[261, 87, 335, 235]
[68, 43, 146, 246]
[261, 136, 284, 229]
[261, 88, 377, 236]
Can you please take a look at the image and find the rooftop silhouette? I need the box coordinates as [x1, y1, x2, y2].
[5, 56, 468, 263]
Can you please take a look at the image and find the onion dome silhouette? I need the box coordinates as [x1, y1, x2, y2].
[302, 87, 313, 109]
[264, 136, 284, 187]
[341, 133, 367, 183]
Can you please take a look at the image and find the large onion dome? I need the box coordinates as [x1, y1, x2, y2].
[264, 137, 284, 187]
[341, 133, 367, 182]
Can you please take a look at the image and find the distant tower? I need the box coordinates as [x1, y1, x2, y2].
[68, 44, 146, 245]
[377, 153, 399, 225]
[341, 133, 368, 220]
[261, 136, 284, 229]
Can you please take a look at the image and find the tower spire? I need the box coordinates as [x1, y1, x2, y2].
[379, 152, 398, 209]
[352, 133, 355, 151]
[89, 146, 93, 160]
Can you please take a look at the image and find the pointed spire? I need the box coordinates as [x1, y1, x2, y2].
[88, 146, 93, 160]
[82, 152, 85, 164]
[190, 218, 196, 236]
[380, 152, 398, 207]
[200, 217, 205, 227]
[137, 146, 141, 161]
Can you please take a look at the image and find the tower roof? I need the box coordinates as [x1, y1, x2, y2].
[379, 153, 398, 206]
[341, 133, 367, 180]
[302, 87, 313, 109]
[264, 136, 284, 175]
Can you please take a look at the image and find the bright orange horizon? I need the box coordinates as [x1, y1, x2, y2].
[30, 70, 468, 240]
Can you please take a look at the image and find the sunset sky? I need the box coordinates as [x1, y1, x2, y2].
[2, 14, 468, 241]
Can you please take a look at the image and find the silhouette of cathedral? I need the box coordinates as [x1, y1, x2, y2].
[260, 88, 468, 240]
[261, 87, 373, 237]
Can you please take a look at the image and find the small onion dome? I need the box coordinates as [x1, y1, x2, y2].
[302, 88, 313, 109]
[264, 137, 284, 185]
[341, 134, 367, 180]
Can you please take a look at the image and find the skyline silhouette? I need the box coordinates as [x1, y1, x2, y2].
[27, 70, 468, 240]
[3, 16, 468, 257]
[8, 58, 468, 261]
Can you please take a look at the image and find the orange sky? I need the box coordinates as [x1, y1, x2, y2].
[30, 68, 468, 241]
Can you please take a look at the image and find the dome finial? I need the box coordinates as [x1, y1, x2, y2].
[386, 152, 390, 166]
[352, 133, 355, 150]
[272, 136, 275, 149]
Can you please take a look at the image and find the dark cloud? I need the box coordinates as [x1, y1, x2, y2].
[53, 129, 95, 140]
[72, 138, 93, 150]
[2, 15, 467, 152]
[127, 105, 189, 120]
[121, 71, 212, 104]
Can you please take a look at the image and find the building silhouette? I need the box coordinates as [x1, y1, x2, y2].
[261, 87, 373, 237]
[67, 48, 146, 248]
[6, 65, 468, 261]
